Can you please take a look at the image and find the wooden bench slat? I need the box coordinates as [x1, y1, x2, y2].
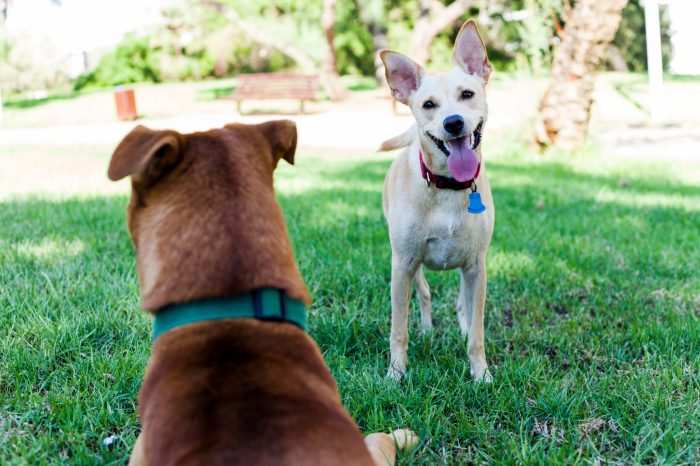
[230, 72, 320, 114]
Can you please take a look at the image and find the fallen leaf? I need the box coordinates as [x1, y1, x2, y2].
[578, 418, 606, 440]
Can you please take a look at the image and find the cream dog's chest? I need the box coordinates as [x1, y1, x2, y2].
[420, 205, 490, 270]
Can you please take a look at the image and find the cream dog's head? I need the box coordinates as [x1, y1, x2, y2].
[380, 20, 491, 181]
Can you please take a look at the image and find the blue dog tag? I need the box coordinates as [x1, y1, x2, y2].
[467, 191, 486, 214]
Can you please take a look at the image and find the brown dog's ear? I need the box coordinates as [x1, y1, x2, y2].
[108, 125, 182, 183]
[380, 50, 425, 105]
[256, 120, 297, 167]
[452, 20, 492, 82]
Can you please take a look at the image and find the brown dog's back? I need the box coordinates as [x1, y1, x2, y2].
[140, 321, 372, 465]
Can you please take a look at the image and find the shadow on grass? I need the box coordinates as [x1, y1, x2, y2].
[2, 156, 698, 342]
[1, 153, 699, 464]
[2, 156, 698, 352]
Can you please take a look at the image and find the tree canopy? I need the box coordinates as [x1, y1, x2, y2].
[0, 0, 673, 95]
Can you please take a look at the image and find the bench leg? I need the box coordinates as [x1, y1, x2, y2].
[237, 100, 243, 114]
[300, 100, 305, 115]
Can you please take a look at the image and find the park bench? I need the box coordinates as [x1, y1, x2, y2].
[231, 72, 320, 114]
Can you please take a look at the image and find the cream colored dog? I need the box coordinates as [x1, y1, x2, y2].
[380, 20, 494, 382]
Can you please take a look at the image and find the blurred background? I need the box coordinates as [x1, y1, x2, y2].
[0, 0, 699, 163]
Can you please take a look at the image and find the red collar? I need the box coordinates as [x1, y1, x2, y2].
[419, 150, 480, 190]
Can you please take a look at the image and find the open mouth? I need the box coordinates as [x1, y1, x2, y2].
[426, 120, 483, 157]
[426, 120, 484, 182]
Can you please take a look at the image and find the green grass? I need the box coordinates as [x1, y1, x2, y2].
[2, 90, 90, 110]
[194, 78, 238, 101]
[1, 142, 699, 465]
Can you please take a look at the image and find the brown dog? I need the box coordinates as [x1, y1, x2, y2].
[108, 121, 416, 466]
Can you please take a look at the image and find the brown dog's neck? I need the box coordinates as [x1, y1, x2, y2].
[131, 143, 309, 312]
[135, 198, 309, 312]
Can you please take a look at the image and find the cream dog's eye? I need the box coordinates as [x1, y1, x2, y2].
[461, 90, 474, 99]
[422, 100, 436, 109]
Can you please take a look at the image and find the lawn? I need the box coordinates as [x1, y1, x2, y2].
[1, 140, 699, 465]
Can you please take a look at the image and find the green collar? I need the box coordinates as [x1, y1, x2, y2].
[152, 288, 307, 343]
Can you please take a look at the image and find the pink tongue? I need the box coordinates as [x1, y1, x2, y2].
[447, 138, 478, 181]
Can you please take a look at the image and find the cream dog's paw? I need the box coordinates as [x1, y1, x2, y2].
[386, 364, 405, 382]
[471, 365, 492, 383]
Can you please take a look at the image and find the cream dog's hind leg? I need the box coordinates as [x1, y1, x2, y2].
[365, 429, 419, 466]
[458, 257, 491, 382]
[413, 266, 432, 332]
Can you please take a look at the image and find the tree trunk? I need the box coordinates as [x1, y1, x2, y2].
[409, 0, 476, 67]
[357, 0, 388, 85]
[605, 44, 628, 72]
[321, 0, 347, 100]
[535, 0, 628, 152]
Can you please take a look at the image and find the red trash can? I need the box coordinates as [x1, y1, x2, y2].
[114, 86, 138, 121]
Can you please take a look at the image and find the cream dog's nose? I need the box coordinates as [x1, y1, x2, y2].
[443, 114, 464, 135]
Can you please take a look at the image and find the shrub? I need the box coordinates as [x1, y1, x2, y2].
[74, 35, 162, 90]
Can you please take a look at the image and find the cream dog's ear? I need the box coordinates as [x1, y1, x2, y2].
[380, 50, 426, 105]
[453, 19, 492, 82]
[108, 125, 182, 184]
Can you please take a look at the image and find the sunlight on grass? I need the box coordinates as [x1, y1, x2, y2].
[488, 251, 536, 276]
[276, 177, 385, 195]
[1, 140, 698, 464]
[14, 239, 85, 261]
[0, 145, 129, 201]
[596, 188, 700, 211]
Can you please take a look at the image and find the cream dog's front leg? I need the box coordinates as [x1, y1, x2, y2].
[387, 255, 416, 380]
[459, 257, 492, 382]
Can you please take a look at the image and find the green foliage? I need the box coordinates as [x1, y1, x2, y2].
[214, 0, 325, 66]
[0, 31, 70, 95]
[74, 35, 161, 90]
[67, 0, 677, 90]
[613, 0, 672, 72]
[335, 1, 376, 75]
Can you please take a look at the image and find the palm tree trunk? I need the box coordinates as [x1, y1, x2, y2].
[535, 0, 628, 152]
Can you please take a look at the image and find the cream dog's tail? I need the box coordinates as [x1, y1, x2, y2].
[379, 124, 416, 152]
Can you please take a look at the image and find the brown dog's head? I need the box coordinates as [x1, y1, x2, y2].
[108, 121, 309, 311]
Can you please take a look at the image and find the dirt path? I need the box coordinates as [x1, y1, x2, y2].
[1, 74, 698, 159]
